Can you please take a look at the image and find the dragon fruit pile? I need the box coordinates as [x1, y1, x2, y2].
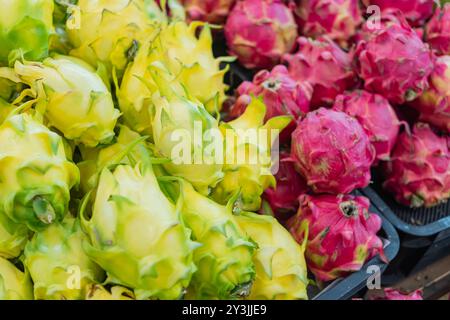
[0, 0, 447, 302]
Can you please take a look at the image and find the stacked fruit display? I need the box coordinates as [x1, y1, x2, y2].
[0, 0, 448, 301]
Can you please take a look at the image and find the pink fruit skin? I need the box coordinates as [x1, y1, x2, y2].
[288, 194, 385, 282]
[355, 16, 435, 105]
[383, 123, 450, 208]
[291, 108, 375, 194]
[411, 55, 450, 134]
[224, 0, 298, 69]
[283, 37, 357, 108]
[229, 65, 312, 142]
[182, 0, 236, 24]
[294, 0, 362, 47]
[263, 152, 309, 221]
[370, 288, 424, 300]
[362, 0, 435, 27]
[333, 90, 401, 164]
[426, 4, 450, 56]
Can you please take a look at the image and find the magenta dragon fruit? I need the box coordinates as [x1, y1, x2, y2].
[426, 4, 450, 56]
[291, 108, 375, 194]
[224, 0, 298, 69]
[383, 123, 450, 208]
[283, 37, 357, 108]
[182, 0, 236, 24]
[370, 288, 423, 300]
[362, 0, 435, 27]
[411, 55, 450, 134]
[229, 65, 312, 141]
[355, 16, 435, 105]
[333, 90, 401, 164]
[294, 0, 362, 47]
[288, 194, 385, 282]
[263, 152, 309, 221]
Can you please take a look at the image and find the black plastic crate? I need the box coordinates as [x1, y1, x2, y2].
[312, 191, 400, 300]
[362, 187, 450, 237]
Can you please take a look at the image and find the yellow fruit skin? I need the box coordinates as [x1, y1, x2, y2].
[23, 216, 104, 300]
[67, 0, 157, 75]
[81, 164, 197, 300]
[0, 212, 29, 259]
[13, 55, 120, 147]
[0, 114, 79, 232]
[235, 212, 309, 300]
[212, 98, 291, 211]
[85, 284, 135, 300]
[0, 257, 33, 300]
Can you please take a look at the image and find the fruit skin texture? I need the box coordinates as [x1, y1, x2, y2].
[23, 216, 104, 300]
[172, 180, 255, 300]
[224, 0, 298, 69]
[362, 0, 434, 27]
[182, 0, 236, 24]
[383, 123, 450, 208]
[229, 65, 312, 142]
[212, 98, 291, 211]
[291, 108, 375, 194]
[118, 22, 229, 130]
[0, 212, 29, 259]
[410, 55, 450, 134]
[235, 212, 308, 300]
[81, 164, 197, 300]
[85, 284, 135, 300]
[150, 68, 225, 195]
[288, 194, 384, 281]
[426, 4, 450, 56]
[13, 55, 120, 147]
[355, 17, 435, 105]
[0, 114, 79, 232]
[263, 152, 309, 221]
[67, 0, 155, 75]
[294, 0, 362, 47]
[0, 0, 54, 65]
[283, 37, 357, 108]
[0, 257, 33, 300]
[333, 90, 401, 164]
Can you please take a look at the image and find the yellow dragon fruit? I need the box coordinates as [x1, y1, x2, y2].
[0, 98, 16, 125]
[150, 68, 224, 194]
[66, 0, 157, 76]
[85, 284, 135, 300]
[0, 213, 29, 259]
[162, 178, 255, 299]
[80, 164, 197, 300]
[211, 98, 291, 211]
[0, 257, 33, 300]
[0, 114, 79, 232]
[235, 212, 309, 300]
[0, 0, 54, 65]
[117, 21, 231, 128]
[23, 216, 104, 300]
[11, 55, 120, 147]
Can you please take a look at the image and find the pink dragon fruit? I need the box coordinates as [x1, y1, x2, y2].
[182, 0, 236, 24]
[283, 37, 357, 108]
[294, 0, 363, 47]
[291, 108, 375, 194]
[370, 288, 424, 300]
[333, 90, 401, 164]
[229, 65, 313, 142]
[426, 4, 450, 56]
[355, 16, 435, 105]
[410, 55, 450, 134]
[383, 123, 450, 208]
[263, 152, 309, 221]
[288, 194, 385, 282]
[362, 0, 435, 27]
[224, 0, 298, 69]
